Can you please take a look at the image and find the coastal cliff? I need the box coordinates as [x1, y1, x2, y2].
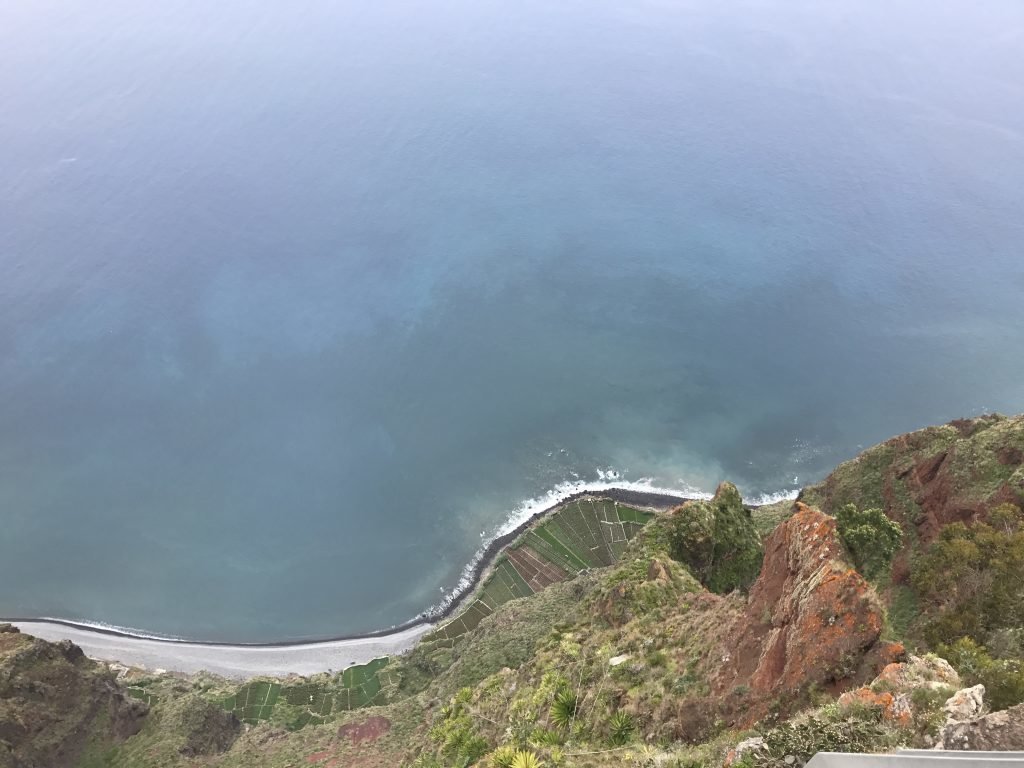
[2, 414, 1023, 767]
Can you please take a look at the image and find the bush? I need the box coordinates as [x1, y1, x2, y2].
[912, 504, 1024, 648]
[740, 715, 890, 767]
[835, 504, 902, 580]
[510, 750, 542, 768]
[668, 482, 763, 593]
[939, 637, 1024, 711]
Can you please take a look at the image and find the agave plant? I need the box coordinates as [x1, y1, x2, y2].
[548, 689, 579, 730]
[608, 710, 636, 746]
[528, 728, 562, 747]
[489, 745, 519, 768]
[510, 750, 543, 768]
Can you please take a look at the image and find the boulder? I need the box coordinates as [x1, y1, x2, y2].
[874, 654, 960, 691]
[939, 702, 1024, 750]
[724, 736, 767, 767]
[944, 684, 986, 723]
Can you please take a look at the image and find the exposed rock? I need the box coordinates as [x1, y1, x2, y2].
[0, 630, 147, 767]
[647, 558, 671, 583]
[713, 503, 895, 723]
[337, 716, 391, 745]
[943, 684, 986, 724]
[801, 414, 1024, 550]
[724, 735, 767, 766]
[837, 688, 912, 726]
[837, 655, 960, 728]
[939, 702, 1024, 750]
[874, 654, 960, 691]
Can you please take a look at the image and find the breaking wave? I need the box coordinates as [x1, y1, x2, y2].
[420, 472, 798, 621]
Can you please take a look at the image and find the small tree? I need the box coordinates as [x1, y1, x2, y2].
[835, 504, 902, 580]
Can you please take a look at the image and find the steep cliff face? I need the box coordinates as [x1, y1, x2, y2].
[801, 413, 1024, 547]
[712, 503, 902, 724]
[0, 624, 146, 768]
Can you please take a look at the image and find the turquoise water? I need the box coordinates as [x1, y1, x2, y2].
[1, 0, 1023, 641]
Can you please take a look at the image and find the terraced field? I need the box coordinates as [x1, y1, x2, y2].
[213, 495, 657, 726]
[423, 497, 655, 647]
[221, 656, 396, 727]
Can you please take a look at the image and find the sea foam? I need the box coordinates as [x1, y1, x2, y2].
[421, 472, 798, 621]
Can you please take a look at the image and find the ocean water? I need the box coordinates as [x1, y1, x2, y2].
[1, 0, 1023, 642]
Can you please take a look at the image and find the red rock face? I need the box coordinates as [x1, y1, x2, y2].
[712, 504, 898, 723]
[337, 716, 391, 745]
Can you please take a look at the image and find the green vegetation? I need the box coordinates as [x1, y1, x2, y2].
[736, 709, 892, 768]
[666, 482, 763, 593]
[912, 502, 1024, 647]
[548, 688, 579, 730]
[909, 501, 1024, 709]
[424, 499, 656, 648]
[607, 710, 636, 746]
[218, 656, 393, 728]
[939, 637, 1024, 712]
[835, 504, 902, 581]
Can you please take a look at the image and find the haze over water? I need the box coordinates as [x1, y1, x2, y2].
[2, 0, 1023, 641]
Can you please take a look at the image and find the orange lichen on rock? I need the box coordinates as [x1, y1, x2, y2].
[713, 503, 891, 723]
[837, 687, 912, 726]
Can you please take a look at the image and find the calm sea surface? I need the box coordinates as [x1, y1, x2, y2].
[1, 0, 1023, 641]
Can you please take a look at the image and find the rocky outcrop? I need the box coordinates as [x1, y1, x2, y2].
[943, 684, 985, 724]
[837, 655, 960, 727]
[713, 504, 901, 723]
[0, 624, 147, 768]
[939, 702, 1024, 750]
[802, 414, 1024, 548]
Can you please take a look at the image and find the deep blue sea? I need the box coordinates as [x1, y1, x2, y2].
[1, 0, 1023, 641]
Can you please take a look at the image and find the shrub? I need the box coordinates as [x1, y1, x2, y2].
[939, 637, 1024, 711]
[489, 745, 519, 768]
[667, 482, 763, 593]
[429, 688, 491, 767]
[912, 504, 1024, 648]
[740, 715, 889, 767]
[835, 504, 902, 580]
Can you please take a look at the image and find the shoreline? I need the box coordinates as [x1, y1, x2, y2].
[3, 487, 718, 677]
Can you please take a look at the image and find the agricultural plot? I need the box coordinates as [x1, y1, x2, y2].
[220, 656, 392, 726]
[222, 681, 281, 724]
[422, 496, 657, 647]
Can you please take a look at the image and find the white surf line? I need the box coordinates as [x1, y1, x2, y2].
[9, 620, 434, 679]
